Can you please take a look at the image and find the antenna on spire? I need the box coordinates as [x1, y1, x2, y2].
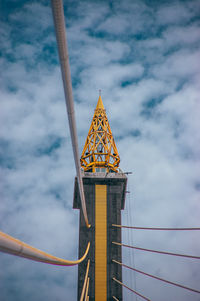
[99, 89, 101, 96]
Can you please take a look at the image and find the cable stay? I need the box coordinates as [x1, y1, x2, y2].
[80, 259, 90, 301]
[51, 0, 90, 228]
[112, 224, 200, 230]
[84, 277, 90, 301]
[113, 260, 200, 294]
[0, 231, 90, 266]
[112, 242, 200, 259]
[125, 180, 138, 301]
[112, 296, 119, 301]
[113, 277, 151, 301]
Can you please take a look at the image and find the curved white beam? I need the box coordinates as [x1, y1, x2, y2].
[0, 231, 90, 266]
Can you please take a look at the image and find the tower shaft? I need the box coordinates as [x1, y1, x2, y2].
[73, 172, 127, 300]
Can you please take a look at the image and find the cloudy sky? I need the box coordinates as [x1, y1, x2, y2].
[0, 0, 200, 300]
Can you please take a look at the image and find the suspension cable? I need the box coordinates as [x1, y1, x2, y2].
[112, 296, 119, 301]
[112, 224, 200, 230]
[80, 260, 90, 301]
[84, 277, 90, 301]
[112, 242, 200, 259]
[0, 231, 90, 266]
[127, 180, 138, 301]
[113, 277, 151, 301]
[113, 260, 200, 294]
[51, 0, 90, 228]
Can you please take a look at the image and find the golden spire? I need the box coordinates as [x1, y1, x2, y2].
[80, 96, 120, 173]
[96, 95, 104, 110]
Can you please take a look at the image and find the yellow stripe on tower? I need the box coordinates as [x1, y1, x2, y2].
[95, 185, 107, 301]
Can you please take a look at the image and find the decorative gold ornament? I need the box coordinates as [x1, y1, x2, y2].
[80, 96, 120, 173]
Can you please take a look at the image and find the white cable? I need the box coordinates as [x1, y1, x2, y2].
[51, 0, 90, 227]
[129, 181, 138, 301]
[127, 181, 137, 301]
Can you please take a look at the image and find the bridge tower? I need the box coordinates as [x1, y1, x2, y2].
[73, 96, 127, 300]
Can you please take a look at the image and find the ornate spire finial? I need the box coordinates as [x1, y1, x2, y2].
[96, 94, 104, 110]
[80, 96, 120, 173]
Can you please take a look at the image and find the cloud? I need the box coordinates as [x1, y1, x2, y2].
[155, 1, 196, 25]
[152, 48, 200, 80]
[163, 23, 200, 47]
[9, 2, 52, 38]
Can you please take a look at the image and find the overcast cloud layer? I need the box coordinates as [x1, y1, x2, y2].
[0, 0, 200, 300]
